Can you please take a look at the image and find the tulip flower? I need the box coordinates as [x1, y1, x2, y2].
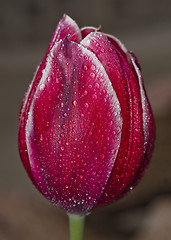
[18, 14, 155, 240]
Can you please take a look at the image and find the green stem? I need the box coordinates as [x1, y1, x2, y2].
[68, 214, 86, 240]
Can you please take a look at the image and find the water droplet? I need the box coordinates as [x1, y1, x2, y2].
[79, 175, 83, 179]
[63, 112, 67, 117]
[107, 111, 111, 117]
[47, 76, 51, 82]
[100, 153, 105, 159]
[61, 124, 65, 129]
[88, 84, 92, 89]
[95, 83, 99, 88]
[66, 142, 69, 146]
[40, 134, 43, 141]
[117, 126, 121, 133]
[72, 100, 78, 106]
[121, 79, 126, 85]
[39, 83, 45, 90]
[92, 94, 97, 100]
[84, 90, 88, 95]
[97, 112, 101, 118]
[84, 103, 89, 108]
[90, 72, 95, 78]
[91, 65, 96, 70]
[109, 120, 113, 126]
[60, 133, 65, 138]
[60, 146, 65, 151]
[92, 171, 96, 176]
[83, 65, 88, 71]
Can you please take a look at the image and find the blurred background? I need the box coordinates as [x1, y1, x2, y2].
[0, 0, 171, 239]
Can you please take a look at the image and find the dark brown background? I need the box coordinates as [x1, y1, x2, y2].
[0, 0, 171, 239]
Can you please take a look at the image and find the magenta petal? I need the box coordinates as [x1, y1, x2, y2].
[81, 26, 100, 39]
[49, 14, 81, 47]
[24, 38, 122, 214]
[18, 14, 81, 191]
[81, 32, 155, 206]
[19, 16, 155, 216]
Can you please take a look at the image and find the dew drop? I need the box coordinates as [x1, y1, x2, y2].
[47, 76, 51, 82]
[107, 111, 111, 117]
[97, 112, 101, 118]
[63, 112, 67, 117]
[60, 146, 65, 151]
[79, 175, 83, 179]
[92, 94, 97, 100]
[72, 100, 78, 106]
[61, 133, 65, 138]
[109, 120, 113, 126]
[39, 83, 45, 90]
[90, 72, 95, 78]
[121, 79, 126, 85]
[40, 134, 43, 141]
[91, 65, 96, 70]
[84, 103, 89, 108]
[95, 83, 99, 88]
[100, 153, 105, 159]
[66, 142, 69, 146]
[83, 65, 88, 71]
[92, 171, 96, 176]
[84, 90, 88, 95]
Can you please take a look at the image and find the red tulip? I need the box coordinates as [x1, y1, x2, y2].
[18, 14, 155, 215]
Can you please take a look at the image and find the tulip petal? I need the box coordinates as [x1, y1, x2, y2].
[81, 26, 100, 39]
[18, 15, 81, 188]
[81, 32, 154, 206]
[25, 38, 122, 214]
[48, 14, 82, 48]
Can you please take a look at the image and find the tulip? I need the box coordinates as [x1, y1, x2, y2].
[18, 14, 155, 240]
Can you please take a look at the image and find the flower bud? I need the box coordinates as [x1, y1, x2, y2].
[18, 14, 155, 215]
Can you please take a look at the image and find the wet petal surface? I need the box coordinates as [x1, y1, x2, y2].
[25, 38, 122, 214]
[81, 32, 154, 205]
